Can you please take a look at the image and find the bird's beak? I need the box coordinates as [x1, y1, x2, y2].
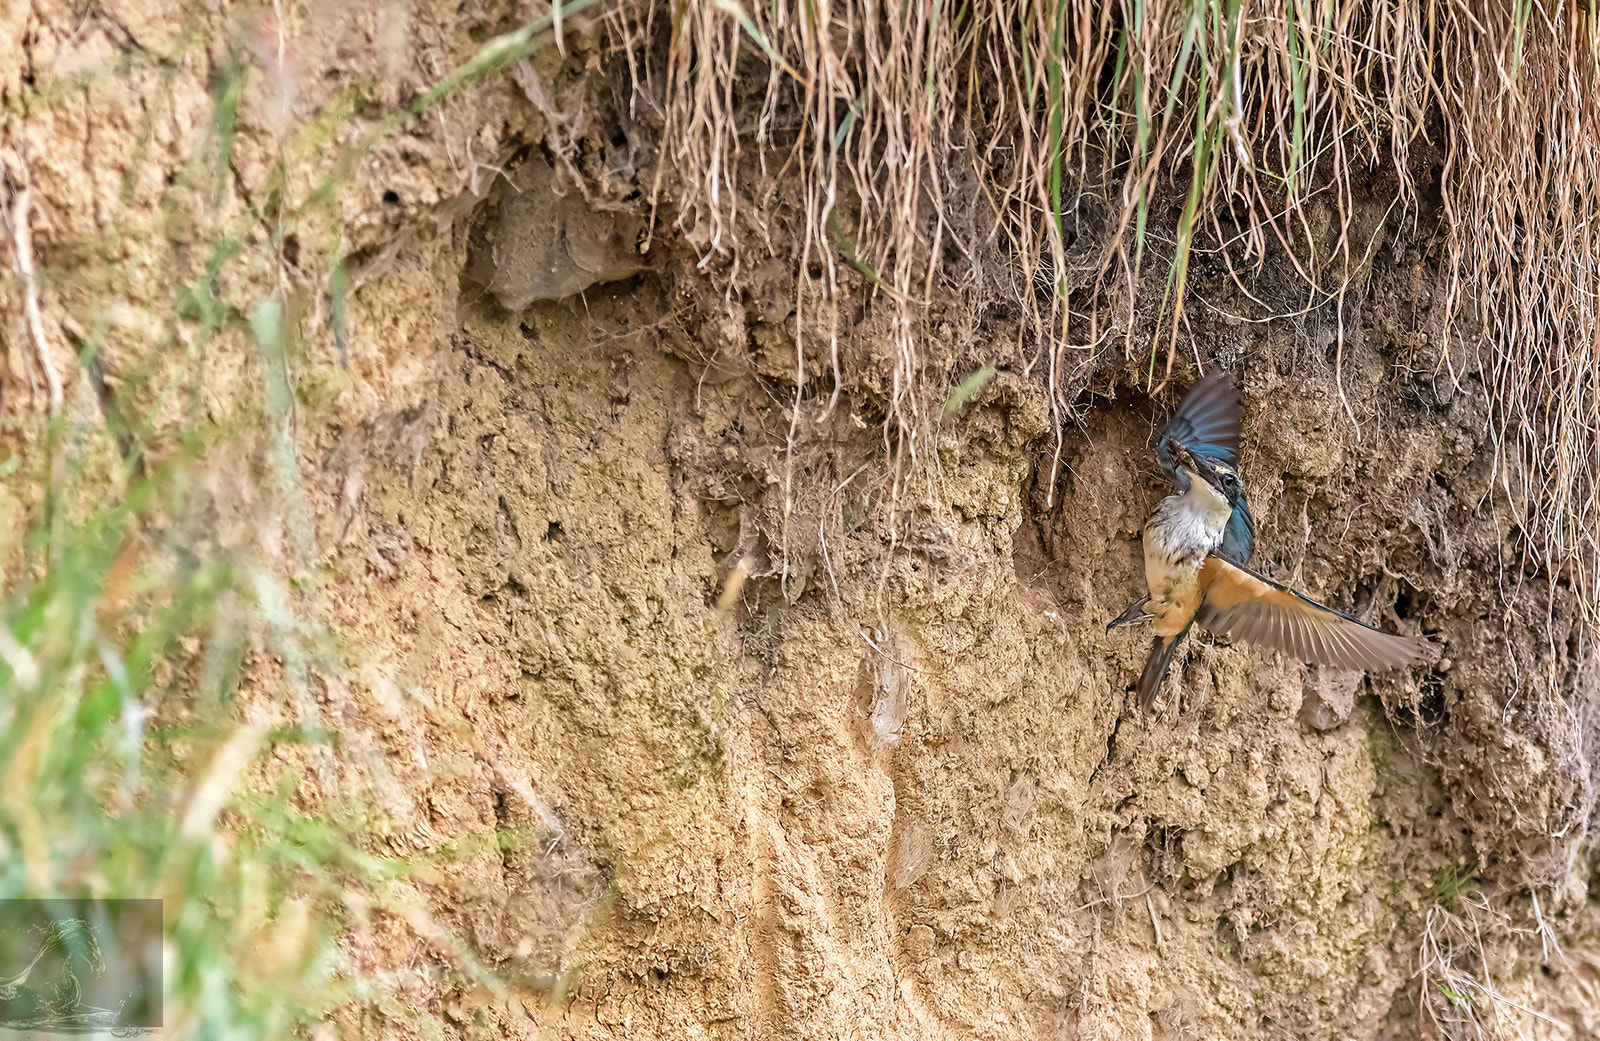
[1174, 442, 1228, 492]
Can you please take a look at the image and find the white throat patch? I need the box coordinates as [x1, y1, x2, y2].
[1181, 467, 1232, 527]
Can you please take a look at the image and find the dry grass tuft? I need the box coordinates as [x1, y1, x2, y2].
[610, 0, 1600, 622]
[1431, 5, 1600, 619]
[1418, 895, 1563, 1040]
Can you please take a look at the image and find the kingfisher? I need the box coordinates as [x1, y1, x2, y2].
[1155, 372, 1254, 564]
[1109, 373, 1429, 710]
[1106, 372, 1252, 631]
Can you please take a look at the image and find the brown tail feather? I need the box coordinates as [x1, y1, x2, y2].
[1138, 629, 1189, 712]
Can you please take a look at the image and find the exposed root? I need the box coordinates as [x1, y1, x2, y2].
[4, 179, 65, 416]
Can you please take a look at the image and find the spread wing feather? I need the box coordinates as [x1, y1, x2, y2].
[1156, 371, 1244, 477]
[1195, 557, 1429, 671]
[1157, 372, 1253, 563]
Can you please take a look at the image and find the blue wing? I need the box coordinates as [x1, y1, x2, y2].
[1158, 371, 1252, 563]
[1156, 371, 1243, 477]
[1217, 495, 1254, 564]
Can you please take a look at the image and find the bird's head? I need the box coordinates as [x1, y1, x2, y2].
[1173, 442, 1244, 505]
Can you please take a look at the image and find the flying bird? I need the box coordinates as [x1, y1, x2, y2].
[1107, 371, 1253, 629]
[1154, 372, 1254, 564]
[1109, 373, 1429, 710]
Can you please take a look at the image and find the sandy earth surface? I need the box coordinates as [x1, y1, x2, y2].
[3, 1, 1598, 1039]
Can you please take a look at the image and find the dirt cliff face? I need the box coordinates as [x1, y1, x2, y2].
[4, 2, 1597, 1039]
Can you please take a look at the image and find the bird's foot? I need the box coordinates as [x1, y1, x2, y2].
[1106, 596, 1154, 631]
